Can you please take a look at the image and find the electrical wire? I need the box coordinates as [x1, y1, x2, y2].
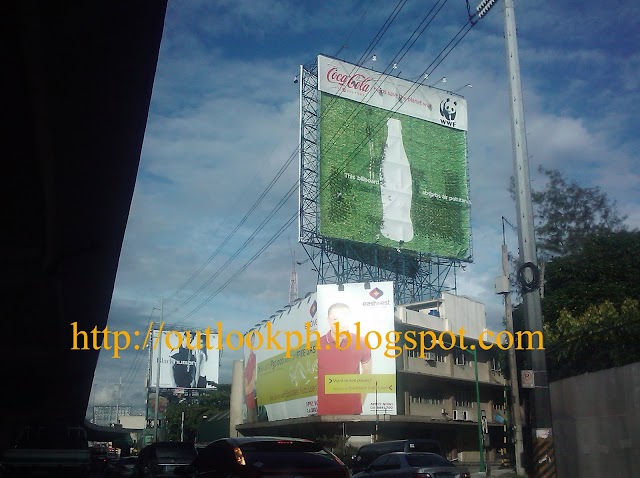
[161, 0, 413, 320]
[172, 16, 481, 328]
[122, 6, 483, 392]
[116, 0, 416, 389]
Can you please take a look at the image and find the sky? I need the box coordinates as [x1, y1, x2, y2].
[88, 0, 640, 415]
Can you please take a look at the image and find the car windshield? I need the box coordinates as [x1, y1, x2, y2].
[405, 454, 454, 468]
[156, 444, 197, 462]
[241, 441, 339, 468]
[408, 443, 441, 454]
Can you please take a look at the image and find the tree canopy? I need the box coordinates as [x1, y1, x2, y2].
[511, 167, 627, 260]
[164, 385, 231, 442]
[508, 168, 637, 380]
[541, 230, 640, 328]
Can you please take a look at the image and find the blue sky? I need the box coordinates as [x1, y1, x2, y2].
[88, 0, 640, 414]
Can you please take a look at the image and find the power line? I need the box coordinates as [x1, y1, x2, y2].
[161, 0, 415, 320]
[173, 16, 481, 327]
[117, 1, 453, 396]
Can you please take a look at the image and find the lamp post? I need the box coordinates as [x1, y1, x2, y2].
[374, 381, 379, 442]
[468, 346, 485, 473]
[451, 341, 485, 472]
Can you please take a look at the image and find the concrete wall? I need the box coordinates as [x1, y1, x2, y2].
[550, 361, 640, 477]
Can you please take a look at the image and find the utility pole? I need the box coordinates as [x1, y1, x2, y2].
[374, 381, 379, 442]
[114, 376, 122, 425]
[154, 297, 163, 443]
[497, 243, 525, 476]
[180, 411, 185, 442]
[503, 0, 556, 476]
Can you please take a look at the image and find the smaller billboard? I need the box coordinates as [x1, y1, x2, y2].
[146, 390, 169, 422]
[149, 329, 219, 389]
[316, 282, 397, 416]
[247, 293, 319, 422]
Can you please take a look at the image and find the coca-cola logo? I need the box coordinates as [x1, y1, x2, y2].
[326, 67, 372, 93]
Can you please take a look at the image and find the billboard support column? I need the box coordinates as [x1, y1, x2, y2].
[154, 296, 163, 443]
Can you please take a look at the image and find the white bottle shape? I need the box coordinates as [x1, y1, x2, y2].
[380, 118, 414, 242]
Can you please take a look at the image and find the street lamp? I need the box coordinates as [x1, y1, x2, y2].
[453, 84, 472, 93]
[450, 342, 485, 472]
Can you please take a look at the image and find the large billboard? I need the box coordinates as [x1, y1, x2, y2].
[316, 282, 397, 416]
[317, 55, 471, 260]
[149, 329, 219, 389]
[244, 282, 397, 421]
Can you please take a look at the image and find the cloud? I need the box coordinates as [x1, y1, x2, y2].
[92, 0, 640, 416]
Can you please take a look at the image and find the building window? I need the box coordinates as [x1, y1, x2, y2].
[454, 351, 468, 366]
[492, 358, 502, 371]
[407, 348, 446, 362]
[410, 391, 443, 405]
[455, 392, 475, 408]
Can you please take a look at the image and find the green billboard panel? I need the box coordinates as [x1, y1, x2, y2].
[316, 55, 471, 261]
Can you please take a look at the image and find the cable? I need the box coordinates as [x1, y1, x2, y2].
[121, 307, 158, 395]
[172, 14, 481, 327]
[118, 1, 446, 394]
[162, 0, 414, 319]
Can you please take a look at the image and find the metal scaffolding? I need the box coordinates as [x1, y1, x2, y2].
[298, 59, 462, 305]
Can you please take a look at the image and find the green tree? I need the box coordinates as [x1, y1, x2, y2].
[542, 230, 640, 329]
[511, 167, 627, 260]
[164, 385, 231, 442]
[544, 299, 640, 380]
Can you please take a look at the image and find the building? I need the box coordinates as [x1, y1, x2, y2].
[92, 406, 132, 427]
[235, 290, 508, 464]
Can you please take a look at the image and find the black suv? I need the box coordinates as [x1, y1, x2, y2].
[178, 436, 349, 478]
[134, 442, 197, 477]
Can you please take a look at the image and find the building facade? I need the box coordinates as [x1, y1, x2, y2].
[236, 292, 509, 464]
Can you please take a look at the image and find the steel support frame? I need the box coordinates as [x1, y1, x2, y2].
[298, 59, 460, 305]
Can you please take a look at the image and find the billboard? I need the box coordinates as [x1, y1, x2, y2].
[149, 329, 219, 389]
[245, 293, 319, 422]
[316, 282, 397, 416]
[245, 282, 397, 421]
[317, 55, 471, 260]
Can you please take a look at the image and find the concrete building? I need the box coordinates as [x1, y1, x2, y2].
[236, 292, 508, 464]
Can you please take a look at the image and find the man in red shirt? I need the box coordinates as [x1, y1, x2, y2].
[318, 303, 372, 415]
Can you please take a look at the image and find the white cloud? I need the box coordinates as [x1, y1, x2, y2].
[92, 0, 640, 416]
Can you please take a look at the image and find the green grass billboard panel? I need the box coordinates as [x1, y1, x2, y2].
[317, 55, 471, 260]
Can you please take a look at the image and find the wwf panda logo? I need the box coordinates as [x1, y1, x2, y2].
[440, 98, 457, 121]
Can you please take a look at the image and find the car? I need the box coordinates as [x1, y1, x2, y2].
[352, 452, 470, 478]
[352, 439, 445, 474]
[134, 442, 198, 477]
[107, 456, 138, 478]
[177, 436, 350, 478]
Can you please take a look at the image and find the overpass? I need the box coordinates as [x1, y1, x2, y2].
[2, 1, 167, 452]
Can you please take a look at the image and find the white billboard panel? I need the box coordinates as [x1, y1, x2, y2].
[317, 55, 467, 131]
[246, 282, 397, 422]
[149, 329, 219, 389]
[316, 282, 397, 416]
[245, 294, 319, 422]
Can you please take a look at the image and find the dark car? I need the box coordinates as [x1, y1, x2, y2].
[352, 439, 445, 474]
[178, 436, 349, 478]
[352, 452, 470, 478]
[107, 456, 138, 478]
[134, 442, 197, 477]
[91, 446, 111, 473]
